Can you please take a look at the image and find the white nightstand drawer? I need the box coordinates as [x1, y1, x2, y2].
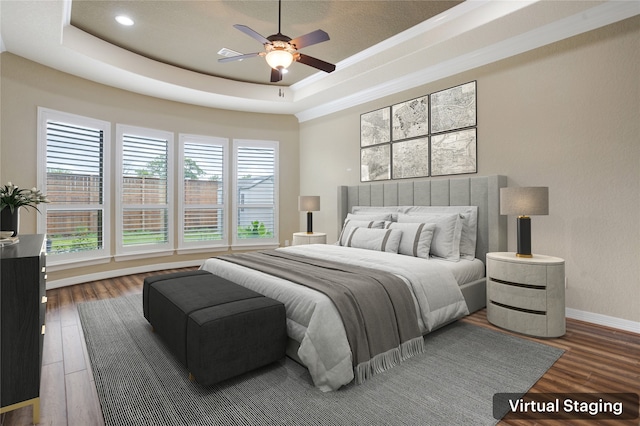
[488, 259, 547, 287]
[488, 280, 547, 312]
[487, 302, 548, 336]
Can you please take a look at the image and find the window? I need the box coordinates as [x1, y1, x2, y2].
[178, 134, 228, 251]
[116, 125, 173, 257]
[232, 139, 279, 247]
[37, 108, 110, 264]
[38, 109, 282, 266]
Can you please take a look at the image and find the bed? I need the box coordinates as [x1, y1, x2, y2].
[201, 175, 507, 391]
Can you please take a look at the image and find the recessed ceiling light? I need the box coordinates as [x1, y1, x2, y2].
[115, 15, 134, 26]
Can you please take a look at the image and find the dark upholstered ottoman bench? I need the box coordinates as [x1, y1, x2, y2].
[143, 270, 286, 386]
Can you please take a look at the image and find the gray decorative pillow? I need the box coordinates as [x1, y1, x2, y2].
[344, 227, 403, 253]
[397, 213, 463, 261]
[385, 222, 436, 258]
[338, 219, 384, 245]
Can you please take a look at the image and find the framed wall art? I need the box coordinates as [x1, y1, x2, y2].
[431, 128, 477, 176]
[359, 81, 477, 182]
[392, 96, 428, 141]
[361, 144, 390, 182]
[430, 81, 476, 134]
[392, 137, 429, 179]
[360, 107, 391, 147]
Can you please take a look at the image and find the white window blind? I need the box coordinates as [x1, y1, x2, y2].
[37, 108, 110, 262]
[116, 125, 173, 255]
[232, 140, 278, 246]
[179, 135, 228, 249]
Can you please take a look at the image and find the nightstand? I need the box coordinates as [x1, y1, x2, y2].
[486, 252, 565, 337]
[292, 232, 327, 245]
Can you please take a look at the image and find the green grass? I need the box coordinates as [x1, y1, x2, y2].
[184, 228, 223, 242]
[48, 228, 225, 254]
[49, 222, 274, 254]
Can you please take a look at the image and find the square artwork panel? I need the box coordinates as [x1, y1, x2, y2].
[392, 96, 428, 141]
[431, 128, 477, 176]
[361, 144, 390, 182]
[361, 107, 391, 147]
[430, 81, 476, 134]
[392, 137, 429, 179]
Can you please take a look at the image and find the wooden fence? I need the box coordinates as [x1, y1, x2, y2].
[46, 174, 219, 235]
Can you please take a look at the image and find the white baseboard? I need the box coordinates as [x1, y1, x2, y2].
[566, 308, 640, 334]
[46, 259, 203, 290]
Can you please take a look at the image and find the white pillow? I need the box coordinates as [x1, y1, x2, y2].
[456, 211, 477, 260]
[385, 222, 436, 258]
[344, 227, 403, 253]
[351, 207, 408, 222]
[406, 206, 478, 260]
[338, 219, 384, 246]
[397, 213, 462, 261]
[346, 212, 393, 222]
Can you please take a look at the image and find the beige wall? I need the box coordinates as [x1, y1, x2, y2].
[300, 17, 640, 323]
[0, 53, 300, 282]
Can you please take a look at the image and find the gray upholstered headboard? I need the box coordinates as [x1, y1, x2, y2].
[337, 175, 507, 264]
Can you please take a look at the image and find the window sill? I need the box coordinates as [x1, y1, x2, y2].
[114, 249, 175, 262]
[46, 255, 112, 272]
[177, 245, 230, 255]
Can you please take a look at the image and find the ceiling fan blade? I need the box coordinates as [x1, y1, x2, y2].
[270, 68, 283, 83]
[296, 54, 336, 74]
[218, 53, 261, 63]
[233, 24, 270, 45]
[290, 29, 330, 50]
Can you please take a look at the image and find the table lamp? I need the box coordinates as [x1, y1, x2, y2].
[500, 187, 549, 258]
[298, 196, 320, 234]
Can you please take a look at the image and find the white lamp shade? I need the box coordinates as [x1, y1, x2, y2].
[298, 196, 320, 212]
[266, 50, 294, 69]
[500, 187, 549, 216]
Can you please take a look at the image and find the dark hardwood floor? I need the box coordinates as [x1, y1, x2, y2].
[2, 268, 638, 425]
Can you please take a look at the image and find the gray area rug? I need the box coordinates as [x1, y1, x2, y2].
[78, 294, 563, 426]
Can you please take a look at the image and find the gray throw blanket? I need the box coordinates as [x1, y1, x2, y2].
[217, 250, 425, 384]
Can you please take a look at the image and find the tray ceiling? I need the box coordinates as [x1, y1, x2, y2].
[2, 1, 636, 120]
[70, 1, 461, 85]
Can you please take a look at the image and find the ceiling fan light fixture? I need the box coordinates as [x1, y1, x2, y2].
[220, 0, 334, 82]
[265, 49, 294, 70]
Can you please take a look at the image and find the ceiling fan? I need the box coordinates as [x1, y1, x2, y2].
[218, 0, 336, 83]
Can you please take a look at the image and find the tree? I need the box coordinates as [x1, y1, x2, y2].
[136, 156, 205, 179]
[137, 155, 167, 178]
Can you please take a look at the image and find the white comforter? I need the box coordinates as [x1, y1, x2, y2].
[200, 244, 469, 391]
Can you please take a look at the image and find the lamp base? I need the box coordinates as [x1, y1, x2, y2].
[306, 211, 313, 234]
[516, 253, 533, 258]
[516, 216, 532, 257]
